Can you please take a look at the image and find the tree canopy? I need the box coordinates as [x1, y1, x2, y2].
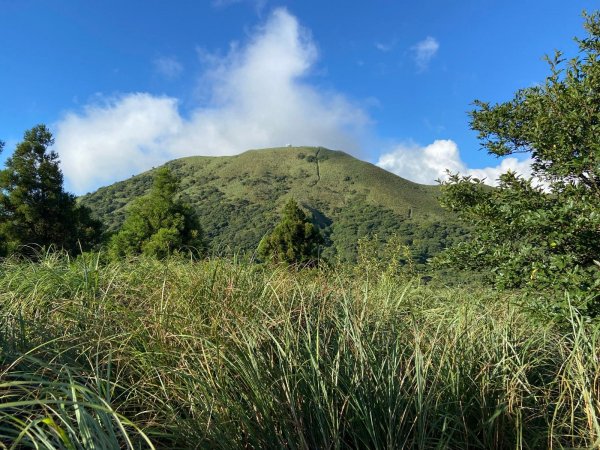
[109, 167, 205, 259]
[258, 198, 324, 265]
[0, 125, 102, 256]
[438, 12, 600, 313]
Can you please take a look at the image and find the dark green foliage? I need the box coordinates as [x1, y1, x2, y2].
[0, 125, 102, 256]
[327, 201, 469, 266]
[109, 167, 205, 259]
[258, 198, 324, 265]
[439, 13, 600, 311]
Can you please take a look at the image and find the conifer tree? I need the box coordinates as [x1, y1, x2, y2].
[0, 125, 102, 255]
[258, 198, 323, 265]
[109, 167, 205, 259]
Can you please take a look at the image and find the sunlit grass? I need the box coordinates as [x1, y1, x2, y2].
[0, 253, 598, 448]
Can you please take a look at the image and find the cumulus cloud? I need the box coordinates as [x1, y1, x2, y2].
[153, 56, 183, 79]
[376, 139, 533, 186]
[56, 94, 183, 192]
[55, 8, 369, 194]
[412, 36, 439, 71]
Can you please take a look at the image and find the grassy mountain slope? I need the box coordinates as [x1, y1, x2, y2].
[80, 146, 466, 261]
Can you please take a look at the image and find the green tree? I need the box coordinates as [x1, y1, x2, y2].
[0, 125, 102, 256]
[258, 198, 324, 265]
[109, 167, 205, 259]
[438, 12, 600, 311]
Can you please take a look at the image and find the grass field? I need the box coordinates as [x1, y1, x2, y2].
[1, 253, 599, 449]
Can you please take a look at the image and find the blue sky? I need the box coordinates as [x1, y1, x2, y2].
[0, 0, 596, 194]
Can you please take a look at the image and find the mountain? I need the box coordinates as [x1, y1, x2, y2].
[79, 147, 467, 261]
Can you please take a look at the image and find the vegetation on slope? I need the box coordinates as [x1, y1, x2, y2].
[109, 167, 205, 260]
[79, 147, 468, 262]
[257, 197, 324, 265]
[1, 253, 599, 448]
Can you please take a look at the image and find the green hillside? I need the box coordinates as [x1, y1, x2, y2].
[80, 146, 467, 261]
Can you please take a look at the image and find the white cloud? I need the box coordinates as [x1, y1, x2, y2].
[212, 0, 268, 13]
[412, 36, 439, 71]
[376, 139, 533, 186]
[466, 158, 534, 184]
[55, 8, 369, 194]
[55, 94, 183, 193]
[375, 40, 396, 52]
[153, 56, 183, 79]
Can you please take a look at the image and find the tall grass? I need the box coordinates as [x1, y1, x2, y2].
[0, 253, 598, 448]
